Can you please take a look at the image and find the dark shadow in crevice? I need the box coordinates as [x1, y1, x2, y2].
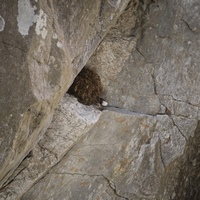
[173, 120, 200, 200]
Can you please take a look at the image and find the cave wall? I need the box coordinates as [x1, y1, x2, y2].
[0, 0, 200, 199]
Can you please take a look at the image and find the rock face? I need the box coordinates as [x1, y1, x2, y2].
[0, 0, 200, 199]
[0, 0, 129, 191]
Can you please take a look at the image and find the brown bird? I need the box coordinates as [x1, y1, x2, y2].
[68, 67, 107, 106]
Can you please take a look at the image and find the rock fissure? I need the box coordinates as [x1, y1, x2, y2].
[135, 46, 152, 64]
[104, 103, 198, 120]
[54, 133, 76, 143]
[170, 114, 198, 121]
[169, 116, 187, 142]
[2, 40, 25, 53]
[0, 165, 26, 190]
[151, 74, 158, 95]
[31, 56, 44, 65]
[52, 172, 129, 200]
[159, 98, 199, 120]
[103, 106, 157, 117]
[159, 102, 196, 141]
[38, 143, 58, 160]
[156, 32, 172, 39]
[158, 138, 166, 169]
[43, 128, 75, 142]
[181, 18, 198, 34]
[22, 171, 48, 197]
[102, 175, 129, 200]
[160, 94, 200, 108]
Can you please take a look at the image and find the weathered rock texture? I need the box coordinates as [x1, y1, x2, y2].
[0, 0, 129, 191]
[1, 0, 200, 199]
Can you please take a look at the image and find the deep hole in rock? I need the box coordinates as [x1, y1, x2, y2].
[67, 67, 106, 106]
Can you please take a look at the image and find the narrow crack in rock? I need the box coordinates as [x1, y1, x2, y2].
[38, 143, 58, 160]
[22, 141, 81, 194]
[161, 94, 200, 108]
[170, 114, 198, 121]
[52, 172, 129, 200]
[45, 129, 75, 142]
[23, 171, 48, 197]
[156, 31, 172, 39]
[160, 103, 198, 120]
[168, 116, 188, 142]
[3, 94, 198, 198]
[159, 96, 199, 120]
[159, 100, 188, 141]
[135, 46, 152, 64]
[158, 138, 166, 169]
[32, 56, 44, 65]
[0, 165, 26, 190]
[2, 40, 25, 52]
[103, 106, 157, 117]
[151, 74, 157, 95]
[101, 175, 129, 200]
[181, 18, 197, 34]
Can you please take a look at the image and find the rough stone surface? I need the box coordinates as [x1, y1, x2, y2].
[0, 0, 129, 189]
[0, 95, 101, 200]
[20, 109, 189, 200]
[1, 0, 200, 199]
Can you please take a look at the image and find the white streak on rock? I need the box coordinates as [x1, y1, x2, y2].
[35, 9, 47, 39]
[17, 0, 37, 36]
[56, 41, 63, 48]
[0, 15, 5, 31]
[53, 33, 58, 39]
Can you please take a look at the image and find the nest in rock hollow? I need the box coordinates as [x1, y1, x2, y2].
[68, 68, 103, 105]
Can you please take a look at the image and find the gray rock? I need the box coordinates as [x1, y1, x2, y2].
[0, 95, 101, 199]
[20, 109, 196, 200]
[0, 0, 129, 189]
[1, 0, 200, 199]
